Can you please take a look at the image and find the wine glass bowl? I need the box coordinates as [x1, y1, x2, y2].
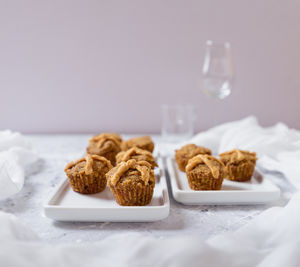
[202, 41, 234, 100]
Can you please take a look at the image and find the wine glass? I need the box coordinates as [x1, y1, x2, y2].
[201, 40, 234, 100]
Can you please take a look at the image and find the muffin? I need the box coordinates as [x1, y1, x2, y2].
[175, 144, 212, 172]
[106, 159, 155, 206]
[185, 154, 225, 190]
[116, 147, 158, 169]
[219, 149, 257, 182]
[64, 154, 113, 194]
[87, 133, 122, 165]
[121, 136, 154, 153]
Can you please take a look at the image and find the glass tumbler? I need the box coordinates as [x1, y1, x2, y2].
[161, 105, 196, 143]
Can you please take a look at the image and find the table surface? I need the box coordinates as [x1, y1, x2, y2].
[0, 135, 294, 244]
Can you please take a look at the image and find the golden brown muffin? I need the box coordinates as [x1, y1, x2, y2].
[86, 133, 122, 165]
[185, 154, 225, 190]
[116, 147, 158, 169]
[106, 159, 155, 206]
[64, 154, 113, 194]
[121, 136, 154, 153]
[219, 149, 257, 182]
[175, 144, 212, 172]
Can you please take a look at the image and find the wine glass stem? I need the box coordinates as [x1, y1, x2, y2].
[212, 101, 218, 127]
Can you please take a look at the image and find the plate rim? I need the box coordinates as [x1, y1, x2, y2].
[166, 157, 280, 205]
[44, 156, 170, 221]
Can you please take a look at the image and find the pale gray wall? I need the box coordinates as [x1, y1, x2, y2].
[1, 0, 299, 133]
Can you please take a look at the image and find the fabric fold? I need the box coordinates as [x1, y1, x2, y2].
[0, 130, 38, 200]
[0, 194, 300, 267]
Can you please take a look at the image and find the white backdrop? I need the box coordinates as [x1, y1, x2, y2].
[0, 0, 299, 133]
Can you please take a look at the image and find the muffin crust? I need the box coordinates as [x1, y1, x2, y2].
[87, 133, 122, 165]
[65, 154, 113, 194]
[185, 154, 225, 190]
[106, 159, 155, 206]
[121, 136, 154, 153]
[116, 147, 157, 168]
[175, 144, 212, 172]
[219, 149, 257, 182]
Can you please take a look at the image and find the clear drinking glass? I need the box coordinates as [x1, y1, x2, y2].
[201, 40, 234, 100]
[161, 105, 196, 143]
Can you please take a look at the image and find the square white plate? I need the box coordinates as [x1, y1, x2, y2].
[166, 157, 280, 205]
[44, 157, 169, 222]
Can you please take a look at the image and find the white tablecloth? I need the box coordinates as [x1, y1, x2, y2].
[0, 128, 299, 266]
[0, 134, 293, 243]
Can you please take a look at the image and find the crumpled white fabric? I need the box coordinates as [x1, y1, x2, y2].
[0, 193, 300, 267]
[159, 116, 300, 189]
[0, 130, 38, 200]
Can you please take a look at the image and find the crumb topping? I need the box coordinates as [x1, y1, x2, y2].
[89, 133, 122, 149]
[186, 154, 224, 179]
[64, 154, 113, 175]
[176, 144, 212, 158]
[121, 136, 154, 152]
[122, 147, 152, 160]
[107, 159, 153, 186]
[84, 154, 94, 174]
[219, 149, 257, 164]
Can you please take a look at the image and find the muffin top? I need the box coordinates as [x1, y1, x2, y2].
[89, 133, 122, 147]
[64, 154, 113, 175]
[176, 144, 212, 159]
[87, 133, 122, 153]
[116, 147, 157, 168]
[121, 136, 154, 152]
[106, 159, 155, 186]
[186, 154, 224, 179]
[219, 149, 257, 165]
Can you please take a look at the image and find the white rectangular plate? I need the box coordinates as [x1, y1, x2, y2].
[166, 157, 280, 205]
[44, 157, 169, 222]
